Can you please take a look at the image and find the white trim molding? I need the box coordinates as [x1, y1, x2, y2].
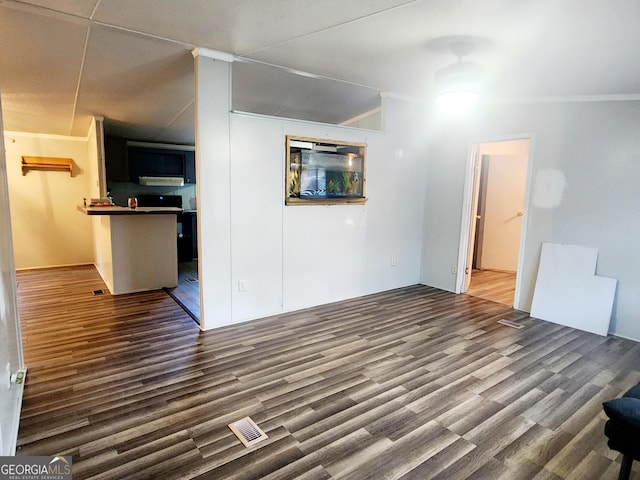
[490, 93, 640, 105]
[3, 131, 88, 142]
[192, 47, 235, 63]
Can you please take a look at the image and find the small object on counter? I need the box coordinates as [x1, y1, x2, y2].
[89, 197, 114, 207]
[128, 197, 138, 209]
[83, 197, 87, 207]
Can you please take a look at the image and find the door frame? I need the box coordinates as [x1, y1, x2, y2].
[454, 133, 536, 311]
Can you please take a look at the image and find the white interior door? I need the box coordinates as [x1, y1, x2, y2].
[478, 154, 528, 271]
[0, 99, 25, 455]
[463, 150, 482, 292]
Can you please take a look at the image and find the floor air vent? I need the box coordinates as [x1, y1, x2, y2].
[497, 319, 524, 329]
[228, 417, 268, 448]
[92, 289, 105, 296]
[185, 277, 198, 283]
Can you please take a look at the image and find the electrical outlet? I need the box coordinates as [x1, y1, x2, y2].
[451, 265, 458, 274]
[391, 257, 396, 266]
[238, 280, 245, 292]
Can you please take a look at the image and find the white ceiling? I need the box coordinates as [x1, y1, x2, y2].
[1, 0, 639, 144]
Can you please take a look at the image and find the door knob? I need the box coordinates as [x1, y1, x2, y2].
[517, 211, 523, 217]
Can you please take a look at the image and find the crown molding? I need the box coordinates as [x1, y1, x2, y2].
[3, 131, 88, 142]
[381, 92, 425, 104]
[192, 47, 235, 63]
[490, 93, 640, 105]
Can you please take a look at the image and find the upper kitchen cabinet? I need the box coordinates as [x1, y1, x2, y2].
[104, 138, 196, 185]
[184, 151, 196, 184]
[104, 136, 129, 182]
[128, 146, 186, 184]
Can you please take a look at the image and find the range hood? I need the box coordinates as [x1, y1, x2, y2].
[139, 176, 184, 187]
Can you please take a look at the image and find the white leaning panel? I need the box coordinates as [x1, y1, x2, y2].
[531, 242, 616, 336]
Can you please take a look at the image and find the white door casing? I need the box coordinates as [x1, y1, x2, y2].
[456, 134, 535, 311]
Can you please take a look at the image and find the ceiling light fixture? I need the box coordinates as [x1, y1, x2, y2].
[435, 42, 482, 114]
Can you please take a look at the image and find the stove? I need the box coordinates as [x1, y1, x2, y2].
[136, 194, 182, 208]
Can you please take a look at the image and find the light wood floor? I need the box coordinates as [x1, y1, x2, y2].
[16, 266, 640, 479]
[467, 269, 517, 306]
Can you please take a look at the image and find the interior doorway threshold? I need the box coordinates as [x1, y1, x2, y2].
[164, 288, 200, 325]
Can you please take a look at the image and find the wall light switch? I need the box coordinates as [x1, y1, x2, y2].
[238, 280, 245, 292]
[391, 257, 396, 266]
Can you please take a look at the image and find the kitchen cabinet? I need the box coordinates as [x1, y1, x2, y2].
[77, 205, 181, 294]
[105, 138, 196, 184]
[128, 146, 186, 183]
[184, 151, 196, 184]
[179, 212, 198, 261]
[104, 136, 129, 182]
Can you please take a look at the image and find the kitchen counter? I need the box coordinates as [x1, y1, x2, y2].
[80, 205, 180, 295]
[78, 205, 183, 215]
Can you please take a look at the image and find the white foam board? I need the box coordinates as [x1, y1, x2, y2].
[531, 242, 616, 336]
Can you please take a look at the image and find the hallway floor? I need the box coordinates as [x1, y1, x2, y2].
[466, 269, 516, 306]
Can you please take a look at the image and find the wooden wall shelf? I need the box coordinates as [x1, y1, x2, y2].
[21, 156, 73, 176]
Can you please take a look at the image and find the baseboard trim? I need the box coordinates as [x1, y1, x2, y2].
[612, 332, 640, 343]
[16, 263, 93, 272]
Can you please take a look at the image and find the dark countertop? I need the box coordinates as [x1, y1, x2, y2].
[77, 205, 183, 215]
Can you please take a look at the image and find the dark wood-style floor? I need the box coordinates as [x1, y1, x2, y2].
[16, 266, 640, 479]
[467, 269, 516, 306]
[169, 260, 200, 321]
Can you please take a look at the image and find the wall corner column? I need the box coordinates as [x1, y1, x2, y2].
[193, 48, 233, 330]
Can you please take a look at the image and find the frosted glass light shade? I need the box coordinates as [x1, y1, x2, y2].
[436, 91, 479, 114]
[434, 56, 482, 114]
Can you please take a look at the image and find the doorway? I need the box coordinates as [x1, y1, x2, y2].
[458, 138, 532, 307]
[173, 211, 199, 322]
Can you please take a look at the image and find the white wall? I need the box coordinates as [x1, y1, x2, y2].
[86, 117, 105, 200]
[0, 99, 25, 456]
[279, 121, 371, 313]
[194, 54, 233, 329]
[230, 114, 284, 320]
[479, 139, 530, 156]
[93, 216, 114, 292]
[86, 117, 114, 291]
[4, 132, 94, 269]
[197, 96, 427, 329]
[420, 100, 640, 341]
